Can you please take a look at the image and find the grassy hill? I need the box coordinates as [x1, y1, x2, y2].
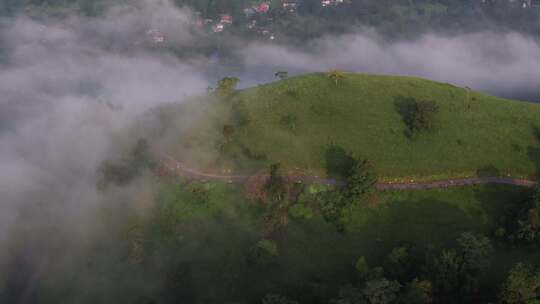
[221, 73, 540, 181]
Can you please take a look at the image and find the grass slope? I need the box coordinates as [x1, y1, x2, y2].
[226, 73, 540, 181]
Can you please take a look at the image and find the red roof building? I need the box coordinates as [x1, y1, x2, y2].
[256, 2, 270, 13]
[147, 29, 165, 43]
[220, 15, 233, 24]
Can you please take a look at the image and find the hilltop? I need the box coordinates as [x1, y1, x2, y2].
[214, 73, 540, 181]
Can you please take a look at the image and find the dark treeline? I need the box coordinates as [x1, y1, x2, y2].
[2, 0, 540, 41]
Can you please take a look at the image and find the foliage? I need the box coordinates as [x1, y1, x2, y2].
[318, 189, 345, 226]
[361, 278, 401, 304]
[384, 246, 413, 281]
[456, 232, 493, 272]
[280, 114, 298, 132]
[262, 294, 298, 304]
[429, 233, 492, 302]
[265, 163, 287, 202]
[319, 150, 375, 227]
[343, 158, 376, 200]
[498, 188, 540, 246]
[325, 145, 356, 178]
[248, 239, 279, 265]
[356, 256, 371, 279]
[216, 77, 240, 98]
[327, 69, 345, 86]
[222, 124, 235, 141]
[288, 203, 314, 219]
[399, 279, 433, 304]
[395, 97, 439, 136]
[334, 285, 366, 304]
[499, 263, 540, 304]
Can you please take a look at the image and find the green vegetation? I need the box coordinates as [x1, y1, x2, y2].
[216, 76, 240, 98]
[223, 73, 540, 181]
[395, 98, 440, 137]
[134, 181, 537, 303]
[495, 188, 540, 247]
[499, 263, 540, 304]
[98, 138, 157, 187]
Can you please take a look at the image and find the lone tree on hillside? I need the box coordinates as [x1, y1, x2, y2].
[395, 97, 439, 136]
[327, 69, 345, 86]
[216, 76, 240, 97]
[274, 71, 288, 80]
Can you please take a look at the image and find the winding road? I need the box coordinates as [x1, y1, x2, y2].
[159, 154, 538, 190]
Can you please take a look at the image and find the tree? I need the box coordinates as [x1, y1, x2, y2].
[456, 232, 493, 272]
[319, 189, 346, 227]
[248, 239, 279, 266]
[343, 158, 376, 200]
[395, 98, 439, 135]
[222, 124, 235, 141]
[325, 144, 356, 178]
[275, 70, 289, 79]
[412, 100, 439, 132]
[499, 263, 540, 304]
[334, 285, 366, 304]
[262, 294, 298, 304]
[356, 256, 371, 279]
[362, 278, 401, 304]
[431, 249, 467, 301]
[216, 76, 240, 97]
[327, 69, 345, 86]
[399, 279, 433, 304]
[384, 246, 412, 281]
[429, 233, 493, 304]
[265, 163, 287, 202]
[498, 188, 540, 246]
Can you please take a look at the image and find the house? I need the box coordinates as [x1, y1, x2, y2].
[147, 29, 165, 43]
[220, 15, 233, 24]
[282, 0, 299, 12]
[321, 0, 343, 7]
[256, 2, 270, 13]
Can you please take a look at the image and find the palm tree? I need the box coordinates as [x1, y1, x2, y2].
[327, 69, 345, 86]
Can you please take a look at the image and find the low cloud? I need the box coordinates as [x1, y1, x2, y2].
[241, 30, 540, 100]
[0, 1, 208, 295]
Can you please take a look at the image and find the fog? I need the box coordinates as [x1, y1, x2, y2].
[1, 0, 540, 301]
[238, 30, 540, 101]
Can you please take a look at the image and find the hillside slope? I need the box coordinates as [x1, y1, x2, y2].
[223, 73, 540, 181]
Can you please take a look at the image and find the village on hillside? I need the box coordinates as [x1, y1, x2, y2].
[143, 0, 540, 45]
[145, 0, 350, 45]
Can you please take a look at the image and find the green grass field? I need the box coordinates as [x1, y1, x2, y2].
[221, 73, 540, 181]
